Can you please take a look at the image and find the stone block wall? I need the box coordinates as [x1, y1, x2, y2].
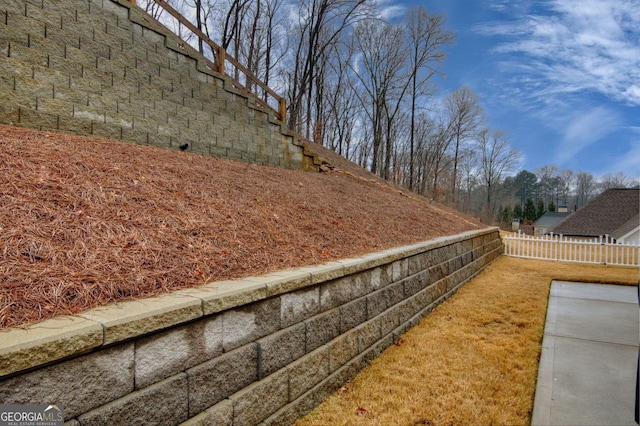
[0, 228, 503, 425]
[0, 0, 320, 170]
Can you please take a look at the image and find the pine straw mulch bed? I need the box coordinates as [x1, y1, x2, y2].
[0, 124, 482, 330]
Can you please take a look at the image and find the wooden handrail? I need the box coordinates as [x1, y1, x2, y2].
[150, 0, 286, 122]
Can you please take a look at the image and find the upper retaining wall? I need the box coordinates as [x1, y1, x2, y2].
[0, 228, 503, 425]
[0, 0, 320, 170]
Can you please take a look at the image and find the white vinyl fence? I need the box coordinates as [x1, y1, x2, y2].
[502, 232, 640, 267]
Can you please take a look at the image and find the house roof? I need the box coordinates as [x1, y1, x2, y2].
[611, 213, 640, 240]
[534, 212, 571, 228]
[550, 188, 639, 238]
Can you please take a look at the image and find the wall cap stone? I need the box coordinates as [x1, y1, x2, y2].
[0, 227, 498, 378]
[78, 294, 204, 345]
[176, 279, 268, 316]
[244, 270, 313, 297]
[0, 315, 103, 377]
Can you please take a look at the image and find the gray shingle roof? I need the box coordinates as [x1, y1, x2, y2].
[534, 212, 571, 228]
[550, 188, 639, 237]
[611, 213, 640, 240]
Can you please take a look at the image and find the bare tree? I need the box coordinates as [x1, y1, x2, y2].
[351, 19, 406, 175]
[426, 111, 455, 200]
[405, 6, 454, 189]
[455, 146, 479, 213]
[220, 0, 262, 81]
[141, 0, 199, 44]
[286, 0, 372, 134]
[575, 171, 597, 209]
[558, 168, 575, 208]
[352, 13, 452, 180]
[534, 164, 559, 208]
[319, 41, 359, 157]
[444, 86, 483, 203]
[140, 0, 168, 20]
[477, 128, 521, 221]
[412, 113, 437, 195]
[599, 172, 639, 190]
[193, 0, 205, 53]
[262, 0, 285, 90]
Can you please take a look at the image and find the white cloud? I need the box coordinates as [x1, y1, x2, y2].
[553, 106, 621, 163]
[372, 0, 405, 20]
[485, 0, 533, 15]
[478, 0, 640, 106]
[613, 139, 640, 179]
[623, 85, 640, 105]
[566, 108, 616, 143]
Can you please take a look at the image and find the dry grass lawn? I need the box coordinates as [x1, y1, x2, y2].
[296, 256, 638, 426]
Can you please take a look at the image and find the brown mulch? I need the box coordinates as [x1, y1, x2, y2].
[0, 124, 483, 329]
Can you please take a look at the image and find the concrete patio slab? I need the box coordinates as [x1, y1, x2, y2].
[532, 281, 639, 426]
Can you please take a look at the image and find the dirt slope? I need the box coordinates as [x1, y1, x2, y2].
[0, 124, 482, 329]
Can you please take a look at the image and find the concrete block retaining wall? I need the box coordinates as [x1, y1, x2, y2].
[0, 228, 502, 425]
[0, 0, 320, 170]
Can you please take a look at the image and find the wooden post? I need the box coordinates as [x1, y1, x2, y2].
[216, 46, 226, 75]
[129, 0, 136, 4]
[278, 97, 286, 123]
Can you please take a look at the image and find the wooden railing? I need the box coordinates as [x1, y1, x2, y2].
[502, 232, 640, 267]
[131, 0, 287, 122]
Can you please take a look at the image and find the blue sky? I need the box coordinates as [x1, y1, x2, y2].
[389, 0, 640, 179]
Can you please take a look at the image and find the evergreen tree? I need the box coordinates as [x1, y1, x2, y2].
[513, 203, 523, 220]
[513, 170, 538, 207]
[523, 198, 537, 222]
[536, 198, 545, 219]
[499, 205, 513, 227]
